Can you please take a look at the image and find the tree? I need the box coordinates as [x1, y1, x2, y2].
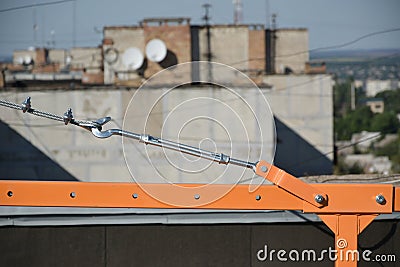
[334, 80, 352, 118]
[375, 89, 400, 114]
[335, 106, 373, 140]
[370, 112, 400, 134]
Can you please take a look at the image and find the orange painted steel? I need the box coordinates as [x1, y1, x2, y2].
[395, 187, 400, 211]
[0, 181, 393, 214]
[0, 166, 399, 267]
[318, 214, 378, 267]
[256, 160, 328, 207]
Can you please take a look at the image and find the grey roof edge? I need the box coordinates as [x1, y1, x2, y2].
[0, 207, 399, 227]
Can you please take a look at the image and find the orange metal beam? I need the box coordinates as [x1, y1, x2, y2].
[0, 181, 394, 214]
[395, 187, 400, 212]
[303, 184, 393, 214]
[0, 180, 303, 210]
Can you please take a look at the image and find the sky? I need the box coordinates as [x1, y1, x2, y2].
[0, 0, 399, 57]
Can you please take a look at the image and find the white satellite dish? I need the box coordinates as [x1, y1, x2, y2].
[23, 55, 33, 65]
[145, 39, 167, 62]
[104, 48, 118, 64]
[66, 55, 72, 65]
[122, 47, 144, 70]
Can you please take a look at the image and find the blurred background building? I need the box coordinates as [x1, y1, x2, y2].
[0, 16, 333, 180]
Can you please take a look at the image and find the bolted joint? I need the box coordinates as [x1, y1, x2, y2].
[375, 194, 386, 205]
[63, 108, 74, 125]
[215, 153, 230, 165]
[22, 97, 31, 113]
[139, 134, 150, 144]
[314, 194, 325, 204]
[260, 165, 268, 173]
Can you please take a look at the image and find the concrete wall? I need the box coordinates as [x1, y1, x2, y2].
[143, 24, 191, 78]
[13, 50, 36, 65]
[248, 29, 266, 71]
[70, 47, 102, 73]
[0, 74, 333, 181]
[48, 49, 67, 70]
[264, 74, 333, 175]
[0, 88, 273, 183]
[274, 29, 309, 74]
[199, 26, 249, 70]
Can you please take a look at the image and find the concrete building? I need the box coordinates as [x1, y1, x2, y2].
[103, 18, 191, 86]
[365, 98, 384, 113]
[0, 18, 332, 179]
[103, 18, 310, 86]
[272, 29, 309, 74]
[69, 47, 103, 72]
[48, 49, 68, 70]
[365, 79, 398, 97]
[0, 74, 332, 181]
[7, 47, 102, 86]
[69, 47, 104, 84]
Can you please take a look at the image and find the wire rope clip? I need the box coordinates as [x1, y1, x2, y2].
[63, 108, 74, 125]
[21, 97, 31, 113]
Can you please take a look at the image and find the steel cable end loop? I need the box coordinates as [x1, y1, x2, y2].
[63, 108, 73, 125]
[21, 97, 31, 113]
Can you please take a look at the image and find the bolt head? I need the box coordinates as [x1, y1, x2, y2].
[314, 194, 324, 204]
[376, 194, 386, 205]
[260, 166, 268, 173]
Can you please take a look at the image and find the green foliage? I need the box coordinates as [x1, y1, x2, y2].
[370, 112, 400, 134]
[335, 106, 373, 140]
[334, 80, 400, 140]
[334, 80, 352, 117]
[375, 90, 400, 114]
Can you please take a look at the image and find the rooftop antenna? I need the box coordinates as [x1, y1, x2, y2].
[33, 5, 38, 47]
[265, 0, 270, 29]
[50, 30, 56, 48]
[202, 3, 213, 81]
[271, 13, 277, 30]
[72, 0, 76, 47]
[233, 0, 243, 25]
[202, 3, 211, 26]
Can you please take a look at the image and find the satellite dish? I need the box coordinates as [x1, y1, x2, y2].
[66, 55, 72, 65]
[104, 47, 118, 64]
[145, 39, 167, 62]
[23, 55, 33, 65]
[122, 47, 144, 70]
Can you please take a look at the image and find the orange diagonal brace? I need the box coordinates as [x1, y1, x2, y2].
[255, 160, 327, 208]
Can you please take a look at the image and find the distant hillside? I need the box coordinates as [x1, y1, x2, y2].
[0, 55, 12, 63]
[311, 49, 400, 80]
